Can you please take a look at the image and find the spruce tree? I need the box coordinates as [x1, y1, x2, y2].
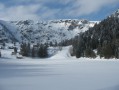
[75, 47, 82, 58]
[101, 43, 114, 59]
[0, 51, 1, 57]
[14, 47, 17, 54]
[31, 46, 35, 57]
[38, 45, 48, 58]
[84, 48, 96, 58]
[20, 43, 29, 56]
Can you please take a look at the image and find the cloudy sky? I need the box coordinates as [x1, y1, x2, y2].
[0, 0, 119, 21]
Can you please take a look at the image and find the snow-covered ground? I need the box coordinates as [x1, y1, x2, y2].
[0, 47, 119, 90]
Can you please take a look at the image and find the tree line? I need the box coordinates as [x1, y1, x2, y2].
[20, 43, 48, 58]
[71, 15, 119, 59]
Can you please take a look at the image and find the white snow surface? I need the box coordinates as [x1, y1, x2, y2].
[0, 47, 119, 90]
[0, 20, 22, 42]
[8, 19, 96, 44]
[0, 19, 97, 44]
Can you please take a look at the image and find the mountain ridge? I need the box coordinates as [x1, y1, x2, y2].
[0, 19, 97, 44]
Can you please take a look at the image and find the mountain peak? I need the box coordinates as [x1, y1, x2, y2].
[0, 19, 96, 44]
[111, 9, 119, 18]
[115, 9, 119, 14]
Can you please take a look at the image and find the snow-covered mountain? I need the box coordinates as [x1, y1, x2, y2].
[0, 19, 96, 44]
[0, 20, 22, 43]
[111, 9, 119, 18]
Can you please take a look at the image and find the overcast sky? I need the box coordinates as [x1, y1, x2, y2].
[0, 0, 119, 21]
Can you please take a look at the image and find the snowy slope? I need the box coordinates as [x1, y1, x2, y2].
[50, 46, 72, 59]
[0, 43, 119, 90]
[0, 19, 97, 44]
[8, 19, 96, 44]
[0, 22, 17, 42]
[0, 55, 119, 90]
[0, 20, 22, 42]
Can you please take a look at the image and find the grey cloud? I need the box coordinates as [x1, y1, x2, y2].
[0, 3, 41, 20]
[0, 0, 119, 20]
[62, 0, 119, 16]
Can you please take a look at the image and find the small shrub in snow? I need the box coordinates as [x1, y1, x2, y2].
[84, 48, 96, 58]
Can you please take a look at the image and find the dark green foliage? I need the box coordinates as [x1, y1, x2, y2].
[20, 42, 49, 58]
[0, 51, 1, 57]
[31, 46, 35, 57]
[97, 44, 101, 55]
[97, 44, 104, 58]
[37, 45, 48, 58]
[84, 48, 96, 58]
[20, 43, 31, 56]
[113, 39, 119, 58]
[72, 12, 119, 59]
[2, 42, 5, 49]
[3, 43, 5, 46]
[14, 47, 17, 54]
[75, 47, 82, 58]
[101, 43, 114, 59]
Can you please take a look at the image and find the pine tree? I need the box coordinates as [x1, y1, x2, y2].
[38, 45, 48, 58]
[101, 43, 114, 59]
[27, 43, 31, 56]
[0, 51, 1, 57]
[97, 44, 103, 58]
[31, 46, 35, 57]
[75, 47, 82, 58]
[71, 12, 119, 58]
[14, 47, 17, 54]
[20, 43, 29, 56]
[2, 42, 5, 49]
[84, 48, 96, 58]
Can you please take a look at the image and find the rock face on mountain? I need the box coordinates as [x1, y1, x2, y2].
[0, 19, 96, 44]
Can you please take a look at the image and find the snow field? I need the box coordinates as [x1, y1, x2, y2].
[0, 46, 119, 90]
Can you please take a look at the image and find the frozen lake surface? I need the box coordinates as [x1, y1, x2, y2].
[0, 58, 119, 90]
